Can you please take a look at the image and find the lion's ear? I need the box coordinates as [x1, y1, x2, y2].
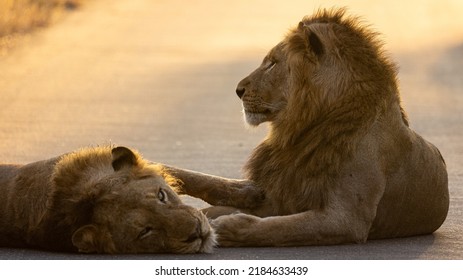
[72, 225, 116, 253]
[297, 22, 324, 57]
[72, 224, 100, 253]
[308, 31, 324, 56]
[111, 146, 137, 171]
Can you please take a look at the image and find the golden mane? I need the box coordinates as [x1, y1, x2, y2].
[244, 8, 407, 213]
[0, 146, 215, 253]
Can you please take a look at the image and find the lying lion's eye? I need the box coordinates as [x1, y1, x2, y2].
[158, 189, 167, 203]
[137, 227, 153, 240]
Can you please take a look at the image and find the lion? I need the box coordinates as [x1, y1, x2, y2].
[162, 8, 449, 247]
[0, 146, 220, 253]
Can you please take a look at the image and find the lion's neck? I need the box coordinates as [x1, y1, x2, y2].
[265, 81, 389, 173]
[244, 90, 381, 213]
[243, 117, 371, 214]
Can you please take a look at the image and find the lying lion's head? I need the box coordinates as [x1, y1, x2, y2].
[45, 146, 215, 254]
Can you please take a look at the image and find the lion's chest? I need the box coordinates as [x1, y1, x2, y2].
[246, 150, 329, 215]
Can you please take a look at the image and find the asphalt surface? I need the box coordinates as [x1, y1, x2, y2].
[0, 0, 462, 259]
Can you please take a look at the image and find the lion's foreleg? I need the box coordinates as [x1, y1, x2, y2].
[159, 165, 264, 209]
[211, 175, 385, 247]
[211, 210, 372, 247]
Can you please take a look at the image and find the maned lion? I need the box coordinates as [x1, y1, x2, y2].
[163, 8, 449, 246]
[0, 146, 220, 253]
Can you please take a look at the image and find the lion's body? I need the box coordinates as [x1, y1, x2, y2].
[0, 159, 57, 249]
[207, 8, 449, 246]
[243, 105, 448, 243]
[0, 146, 216, 253]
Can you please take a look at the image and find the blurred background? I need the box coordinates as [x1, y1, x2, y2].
[0, 0, 462, 259]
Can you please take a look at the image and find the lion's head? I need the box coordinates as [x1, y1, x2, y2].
[236, 42, 290, 126]
[43, 146, 216, 254]
[236, 8, 401, 137]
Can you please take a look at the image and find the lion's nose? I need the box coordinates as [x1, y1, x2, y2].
[185, 224, 201, 243]
[236, 87, 245, 99]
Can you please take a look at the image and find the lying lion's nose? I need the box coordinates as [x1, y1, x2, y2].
[185, 224, 201, 243]
[185, 231, 199, 243]
[236, 87, 245, 99]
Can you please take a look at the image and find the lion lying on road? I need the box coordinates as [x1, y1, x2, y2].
[164, 8, 449, 246]
[0, 146, 223, 253]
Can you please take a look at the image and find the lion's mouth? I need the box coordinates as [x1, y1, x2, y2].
[244, 108, 272, 115]
[244, 109, 272, 115]
[198, 228, 217, 253]
[184, 220, 217, 253]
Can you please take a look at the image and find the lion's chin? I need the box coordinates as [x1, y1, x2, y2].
[198, 228, 217, 253]
[243, 110, 270, 126]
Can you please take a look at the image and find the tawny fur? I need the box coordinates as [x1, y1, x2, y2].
[164, 8, 449, 247]
[0, 146, 216, 253]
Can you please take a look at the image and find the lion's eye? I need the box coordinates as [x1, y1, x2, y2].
[158, 189, 167, 203]
[137, 227, 153, 240]
[267, 61, 276, 71]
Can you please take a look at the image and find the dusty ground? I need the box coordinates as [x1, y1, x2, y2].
[0, 0, 462, 259]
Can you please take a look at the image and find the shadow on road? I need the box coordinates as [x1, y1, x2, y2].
[430, 41, 463, 92]
[0, 234, 438, 260]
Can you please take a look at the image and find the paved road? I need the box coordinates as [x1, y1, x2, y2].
[0, 0, 462, 259]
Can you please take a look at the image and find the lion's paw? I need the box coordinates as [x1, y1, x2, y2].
[211, 213, 260, 246]
[230, 180, 265, 209]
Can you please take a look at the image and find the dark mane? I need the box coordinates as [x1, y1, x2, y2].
[244, 8, 404, 214]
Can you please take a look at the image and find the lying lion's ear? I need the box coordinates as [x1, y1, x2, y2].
[72, 224, 100, 253]
[72, 225, 116, 253]
[111, 146, 137, 171]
